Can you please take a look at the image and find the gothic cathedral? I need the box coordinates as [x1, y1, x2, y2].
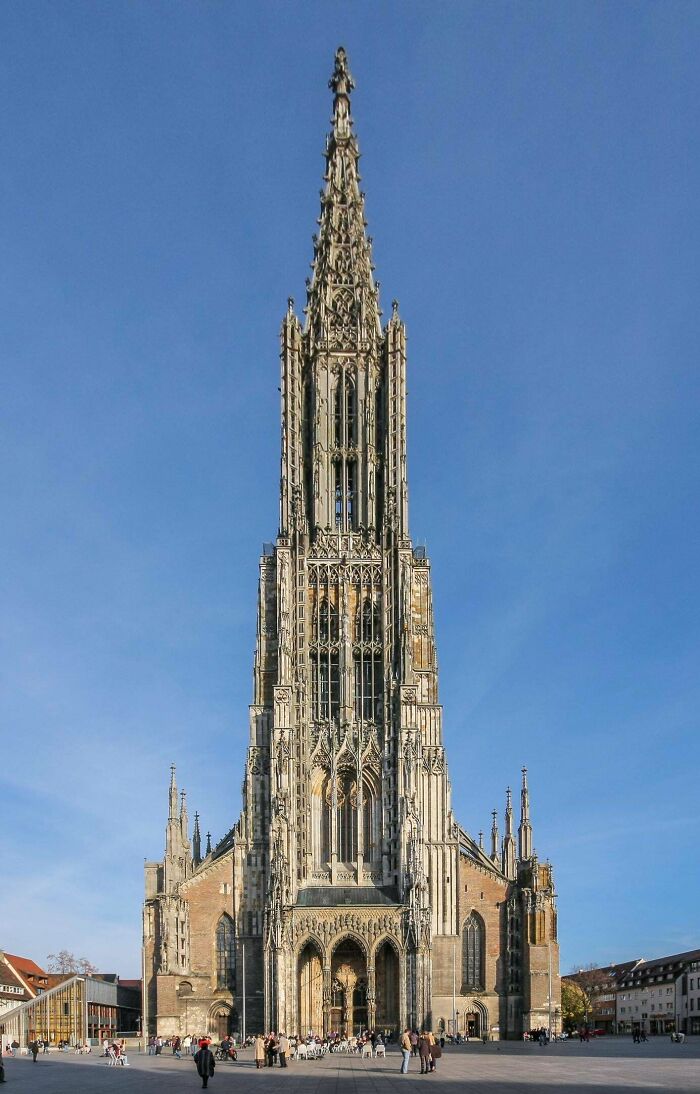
[143, 48, 560, 1042]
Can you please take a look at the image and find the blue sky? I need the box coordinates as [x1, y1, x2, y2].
[1, 2, 698, 979]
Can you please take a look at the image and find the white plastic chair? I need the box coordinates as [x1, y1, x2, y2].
[375, 1043, 386, 1058]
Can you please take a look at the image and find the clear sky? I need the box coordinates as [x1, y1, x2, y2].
[1, 2, 698, 979]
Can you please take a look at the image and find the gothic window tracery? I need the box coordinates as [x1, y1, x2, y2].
[362, 769, 380, 862]
[337, 771, 358, 861]
[461, 912, 485, 992]
[334, 374, 356, 448]
[317, 597, 338, 642]
[215, 914, 236, 991]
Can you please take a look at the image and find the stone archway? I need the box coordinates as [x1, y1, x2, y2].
[462, 998, 489, 1039]
[374, 939, 400, 1034]
[210, 1003, 233, 1039]
[298, 940, 324, 1036]
[330, 937, 367, 1036]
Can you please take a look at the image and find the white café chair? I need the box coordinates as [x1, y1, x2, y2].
[375, 1043, 386, 1058]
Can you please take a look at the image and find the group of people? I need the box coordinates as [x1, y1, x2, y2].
[400, 1029, 442, 1074]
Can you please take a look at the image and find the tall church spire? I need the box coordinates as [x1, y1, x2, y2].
[502, 787, 516, 880]
[168, 763, 177, 819]
[491, 809, 500, 864]
[192, 811, 201, 866]
[305, 47, 381, 348]
[518, 766, 533, 861]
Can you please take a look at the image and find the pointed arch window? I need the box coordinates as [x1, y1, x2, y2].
[334, 462, 343, 528]
[312, 651, 340, 720]
[461, 913, 484, 992]
[357, 596, 379, 643]
[311, 771, 331, 866]
[216, 914, 236, 991]
[353, 654, 383, 722]
[346, 460, 356, 528]
[317, 597, 338, 643]
[334, 375, 356, 448]
[337, 771, 358, 862]
[362, 770, 380, 862]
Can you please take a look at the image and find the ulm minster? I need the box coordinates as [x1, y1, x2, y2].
[143, 48, 560, 1043]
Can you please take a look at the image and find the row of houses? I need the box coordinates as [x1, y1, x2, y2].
[0, 950, 141, 1045]
[564, 948, 700, 1036]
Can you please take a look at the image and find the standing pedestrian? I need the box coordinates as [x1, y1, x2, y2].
[400, 1028, 412, 1074]
[30, 1040, 40, 1062]
[254, 1034, 265, 1069]
[194, 1041, 216, 1090]
[279, 1033, 289, 1067]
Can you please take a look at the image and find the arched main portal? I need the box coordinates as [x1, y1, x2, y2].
[331, 937, 367, 1036]
[297, 941, 324, 1036]
[374, 939, 399, 1034]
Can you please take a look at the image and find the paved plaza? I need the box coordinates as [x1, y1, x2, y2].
[2, 1041, 700, 1094]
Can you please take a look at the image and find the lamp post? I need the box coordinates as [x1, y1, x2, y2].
[242, 943, 246, 1044]
[547, 941, 553, 1037]
[452, 940, 457, 1038]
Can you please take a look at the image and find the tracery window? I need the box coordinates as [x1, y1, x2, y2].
[334, 375, 356, 448]
[353, 654, 383, 722]
[362, 770, 380, 862]
[337, 771, 357, 861]
[333, 459, 356, 530]
[312, 652, 340, 720]
[317, 597, 338, 642]
[216, 914, 236, 991]
[462, 913, 484, 992]
[356, 596, 380, 643]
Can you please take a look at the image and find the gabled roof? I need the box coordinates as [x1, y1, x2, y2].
[0, 963, 28, 995]
[1, 952, 47, 979]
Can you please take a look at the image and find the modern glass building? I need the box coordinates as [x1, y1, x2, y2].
[0, 974, 140, 1046]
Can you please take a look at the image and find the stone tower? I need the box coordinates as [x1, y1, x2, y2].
[143, 48, 560, 1042]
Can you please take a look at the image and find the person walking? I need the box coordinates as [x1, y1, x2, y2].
[400, 1028, 412, 1074]
[418, 1031, 431, 1074]
[429, 1033, 441, 1073]
[410, 1030, 419, 1057]
[254, 1034, 265, 1069]
[30, 1040, 40, 1063]
[194, 1041, 216, 1090]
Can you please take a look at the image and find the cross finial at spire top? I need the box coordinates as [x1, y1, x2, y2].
[329, 46, 354, 139]
[329, 46, 354, 98]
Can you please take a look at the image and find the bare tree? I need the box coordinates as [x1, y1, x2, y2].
[46, 951, 98, 975]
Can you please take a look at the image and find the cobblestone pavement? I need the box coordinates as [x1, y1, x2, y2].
[3, 1040, 700, 1094]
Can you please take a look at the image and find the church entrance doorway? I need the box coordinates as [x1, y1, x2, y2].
[330, 938, 367, 1036]
[464, 1011, 480, 1038]
[213, 1007, 232, 1039]
[298, 941, 323, 1036]
[374, 940, 399, 1034]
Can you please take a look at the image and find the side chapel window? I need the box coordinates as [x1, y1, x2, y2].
[462, 913, 484, 992]
[216, 914, 236, 991]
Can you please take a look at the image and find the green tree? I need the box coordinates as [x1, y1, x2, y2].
[561, 979, 591, 1030]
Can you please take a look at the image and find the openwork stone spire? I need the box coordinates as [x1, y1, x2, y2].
[305, 47, 381, 348]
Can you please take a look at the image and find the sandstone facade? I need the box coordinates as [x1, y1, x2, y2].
[143, 48, 560, 1042]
